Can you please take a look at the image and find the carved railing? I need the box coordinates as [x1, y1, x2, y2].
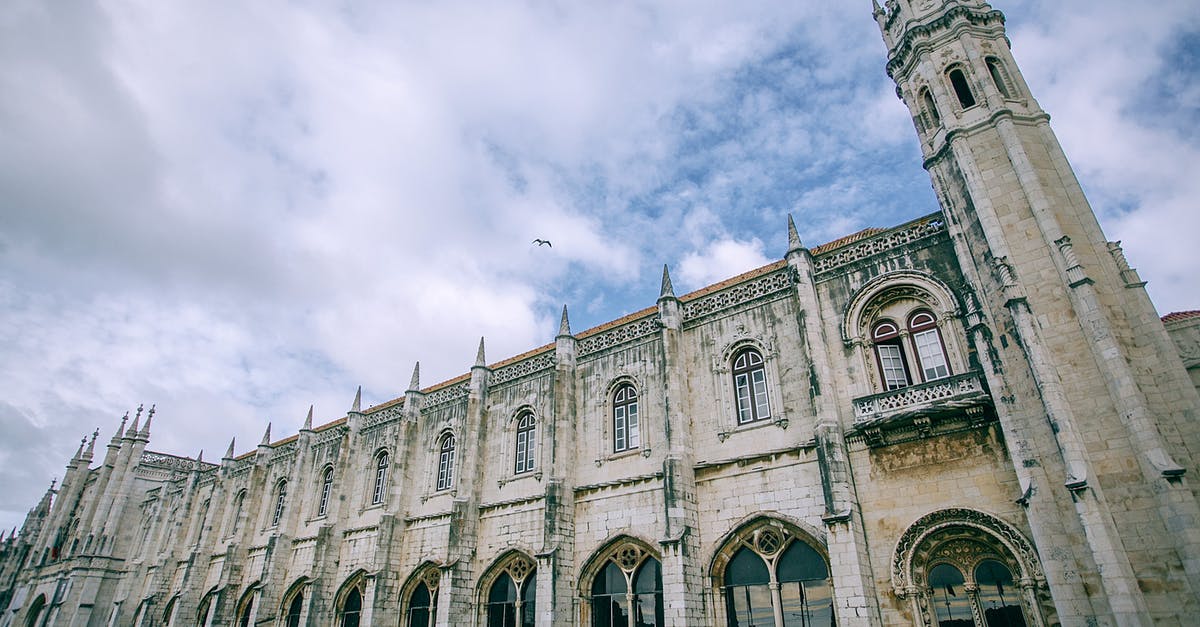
[681, 268, 793, 322]
[853, 372, 987, 423]
[579, 315, 661, 356]
[814, 216, 945, 275]
[424, 382, 470, 408]
[491, 352, 555, 385]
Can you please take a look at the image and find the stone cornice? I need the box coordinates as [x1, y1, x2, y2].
[886, 7, 1005, 79]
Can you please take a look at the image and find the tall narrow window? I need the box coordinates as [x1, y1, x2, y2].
[437, 434, 456, 491]
[921, 88, 941, 128]
[975, 560, 1027, 627]
[229, 489, 246, 536]
[340, 588, 362, 627]
[284, 590, 304, 627]
[408, 578, 438, 627]
[237, 593, 254, 627]
[612, 384, 640, 453]
[318, 467, 334, 517]
[272, 480, 287, 527]
[515, 411, 537, 474]
[985, 57, 1012, 98]
[873, 321, 911, 390]
[948, 67, 977, 109]
[590, 545, 663, 627]
[732, 347, 772, 424]
[909, 311, 950, 382]
[372, 452, 389, 505]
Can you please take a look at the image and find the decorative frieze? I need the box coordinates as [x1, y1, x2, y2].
[681, 269, 793, 322]
[140, 451, 216, 473]
[363, 406, 404, 430]
[853, 372, 987, 422]
[423, 382, 469, 408]
[579, 315, 662, 356]
[491, 352, 555, 385]
[813, 216, 945, 274]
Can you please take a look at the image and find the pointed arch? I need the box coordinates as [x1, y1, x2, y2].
[23, 594, 47, 627]
[196, 586, 222, 626]
[398, 561, 443, 627]
[334, 570, 369, 627]
[578, 535, 664, 627]
[476, 549, 538, 627]
[279, 577, 309, 627]
[161, 594, 179, 627]
[234, 581, 261, 627]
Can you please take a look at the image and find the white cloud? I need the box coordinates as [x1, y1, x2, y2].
[678, 238, 772, 292]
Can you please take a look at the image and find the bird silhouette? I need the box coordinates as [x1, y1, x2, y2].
[532, 239, 552, 247]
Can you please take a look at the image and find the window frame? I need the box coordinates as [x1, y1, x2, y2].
[611, 383, 640, 454]
[271, 480, 287, 528]
[514, 410, 537, 475]
[907, 310, 951, 383]
[318, 466, 334, 518]
[947, 65, 977, 109]
[985, 56, 1014, 99]
[872, 320, 913, 391]
[731, 347, 772, 425]
[436, 434, 456, 492]
[372, 451, 389, 506]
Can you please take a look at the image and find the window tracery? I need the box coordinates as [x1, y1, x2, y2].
[585, 540, 664, 627]
[514, 410, 537, 474]
[612, 383, 640, 453]
[481, 553, 537, 627]
[372, 450, 389, 505]
[403, 565, 441, 627]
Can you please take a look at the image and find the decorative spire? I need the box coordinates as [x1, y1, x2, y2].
[224, 437, 236, 459]
[558, 305, 572, 337]
[787, 214, 804, 253]
[73, 437, 87, 461]
[127, 404, 143, 436]
[260, 423, 272, 446]
[49, 478, 57, 491]
[140, 404, 155, 437]
[84, 429, 99, 459]
[351, 386, 362, 413]
[659, 264, 676, 299]
[475, 337, 487, 367]
[302, 405, 313, 430]
[407, 362, 421, 393]
[111, 412, 129, 444]
[196, 449, 204, 463]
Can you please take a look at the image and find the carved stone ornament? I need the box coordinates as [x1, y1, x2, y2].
[506, 555, 534, 584]
[682, 268, 793, 322]
[422, 568, 440, 591]
[891, 508, 1043, 597]
[579, 315, 662, 356]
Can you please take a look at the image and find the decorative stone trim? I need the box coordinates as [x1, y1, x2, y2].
[680, 268, 793, 322]
[423, 382, 469, 408]
[140, 452, 216, 473]
[853, 372, 987, 422]
[314, 425, 348, 446]
[579, 315, 662, 356]
[573, 472, 663, 496]
[363, 406, 403, 430]
[491, 352, 555, 386]
[814, 215, 946, 275]
[885, 7, 1006, 79]
[479, 494, 545, 514]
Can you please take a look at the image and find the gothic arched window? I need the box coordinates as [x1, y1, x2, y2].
[407, 572, 439, 627]
[715, 523, 834, 627]
[339, 587, 362, 627]
[732, 347, 772, 424]
[947, 66, 977, 109]
[271, 480, 287, 527]
[873, 320, 911, 390]
[372, 451, 389, 505]
[612, 383, 640, 453]
[485, 557, 536, 627]
[589, 544, 663, 627]
[229, 489, 247, 536]
[437, 434, 456, 491]
[909, 311, 950, 382]
[928, 564, 970, 626]
[922, 88, 941, 129]
[236, 589, 255, 627]
[515, 411, 537, 474]
[283, 588, 304, 627]
[985, 57, 1012, 98]
[318, 467, 334, 517]
[161, 596, 177, 627]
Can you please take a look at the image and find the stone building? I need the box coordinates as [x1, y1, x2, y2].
[2, 1, 1199, 625]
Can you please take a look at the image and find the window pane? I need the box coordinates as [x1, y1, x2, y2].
[914, 329, 949, 380]
[877, 344, 909, 389]
[735, 373, 753, 423]
[725, 585, 773, 627]
[614, 407, 627, 451]
[627, 403, 639, 448]
[780, 580, 835, 627]
[975, 560, 1026, 627]
[777, 540, 828, 582]
[751, 370, 771, 420]
[725, 547, 770, 586]
[928, 564, 973, 627]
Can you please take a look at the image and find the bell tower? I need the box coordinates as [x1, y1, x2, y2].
[876, 0, 1200, 624]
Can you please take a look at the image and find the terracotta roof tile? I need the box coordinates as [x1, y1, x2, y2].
[1163, 310, 1200, 324]
[810, 227, 885, 255]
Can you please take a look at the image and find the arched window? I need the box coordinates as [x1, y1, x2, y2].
[197, 589, 218, 626]
[732, 347, 771, 424]
[318, 467, 334, 517]
[406, 572, 439, 627]
[947, 67, 977, 109]
[612, 384, 640, 453]
[24, 595, 46, 627]
[282, 586, 304, 627]
[975, 560, 1025, 627]
[229, 489, 246, 536]
[929, 564, 970, 626]
[236, 589, 255, 627]
[985, 57, 1012, 98]
[339, 587, 362, 627]
[716, 524, 833, 627]
[372, 451, 389, 505]
[589, 543, 663, 627]
[515, 411, 537, 474]
[485, 557, 536, 627]
[162, 596, 177, 627]
[922, 88, 941, 129]
[437, 434, 456, 491]
[909, 311, 949, 382]
[873, 321, 911, 390]
[271, 480, 287, 527]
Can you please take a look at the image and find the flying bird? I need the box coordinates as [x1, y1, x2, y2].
[533, 239, 552, 247]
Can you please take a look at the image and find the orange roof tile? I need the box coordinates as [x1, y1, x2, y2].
[1163, 310, 1200, 324]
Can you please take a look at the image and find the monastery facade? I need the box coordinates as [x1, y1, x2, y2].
[3, 1, 1199, 625]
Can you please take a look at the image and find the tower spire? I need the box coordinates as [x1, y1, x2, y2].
[660, 264, 676, 300]
[350, 386, 362, 413]
[407, 362, 421, 393]
[140, 404, 154, 438]
[260, 423, 272, 446]
[558, 305, 572, 337]
[787, 214, 804, 254]
[303, 405, 313, 430]
[224, 437, 236, 460]
[475, 337, 487, 367]
[127, 404, 143, 436]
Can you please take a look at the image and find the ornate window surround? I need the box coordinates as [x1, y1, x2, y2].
[434, 431, 457, 494]
[891, 508, 1048, 627]
[707, 514, 831, 626]
[370, 448, 390, 507]
[316, 465, 335, 519]
[577, 535, 664, 627]
[713, 333, 789, 442]
[278, 578, 310, 627]
[594, 374, 653, 465]
[398, 561, 443, 627]
[502, 405, 542, 483]
[842, 271, 966, 396]
[334, 569, 370, 626]
[475, 549, 538, 627]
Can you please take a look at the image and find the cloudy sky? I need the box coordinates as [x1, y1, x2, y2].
[1, 0, 1197, 532]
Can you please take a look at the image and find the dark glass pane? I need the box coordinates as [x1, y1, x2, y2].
[633, 559, 661, 594]
[594, 562, 627, 595]
[286, 593, 303, 627]
[522, 573, 537, 627]
[412, 582, 430, 607]
[490, 573, 518, 603]
[778, 540, 829, 582]
[408, 608, 429, 627]
[725, 547, 770, 586]
[929, 564, 972, 627]
[975, 560, 1026, 627]
[487, 604, 516, 627]
[344, 589, 362, 613]
[725, 584, 773, 627]
[634, 592, 663, 627]
[780, 580, 835, 627]
[949, 69, 976, 108]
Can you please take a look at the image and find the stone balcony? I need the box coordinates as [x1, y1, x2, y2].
[850, 372, 994, 447]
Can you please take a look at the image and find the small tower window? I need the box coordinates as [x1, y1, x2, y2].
[437, 434, 456, 491]
[873, 321, 911, 390]
[318, 467, 333, 517]
[986, 57, 1013, 98]
[732, 347, 772, 424]
[947, 67, 977, 109]
[921, 88, 941, 130]
[272, 480, 288, 527]
[908, 311, 950, 382]
[612, 384, 640, 453]
[514, 411, 537, 474]
[372, 451, 389, 505]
